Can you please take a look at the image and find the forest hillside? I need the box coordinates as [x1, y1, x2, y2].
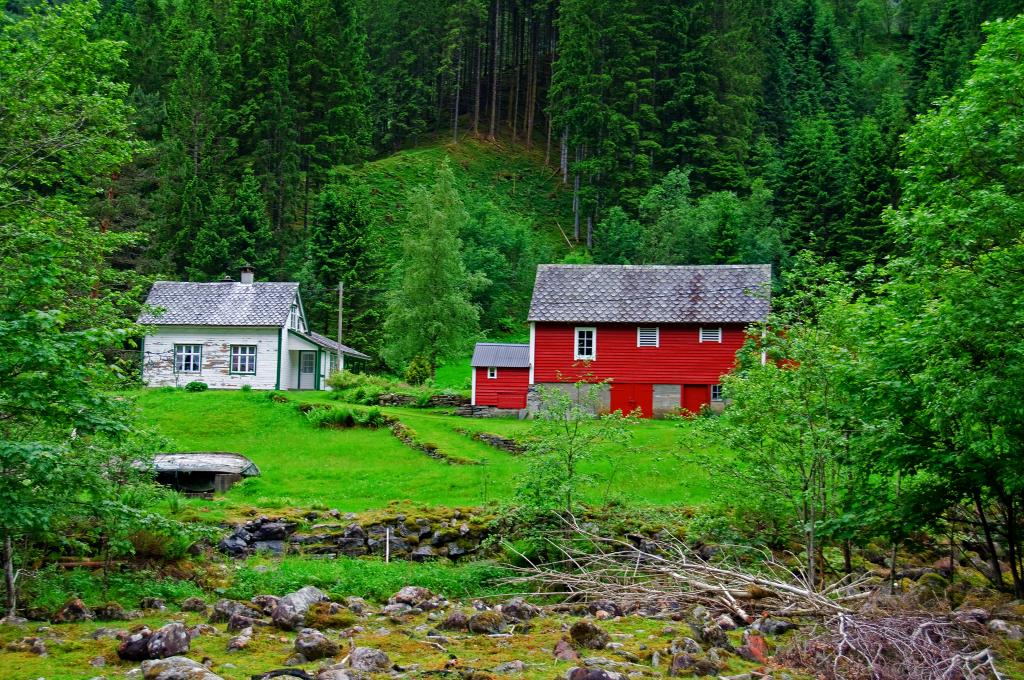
[10, 0, 1019, 369]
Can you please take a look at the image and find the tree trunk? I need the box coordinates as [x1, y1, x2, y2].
[889, 541, 899, 595]
[973, 489, 1004, 589]
[1000, 490, 1022, 597]
[488, 0, 501, 141]
[473, 40, 482, 135]
[3, 533, 15, 618]
[452, 46, 463, 144]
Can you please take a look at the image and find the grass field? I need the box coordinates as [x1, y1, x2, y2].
[134, 389, 725, 514]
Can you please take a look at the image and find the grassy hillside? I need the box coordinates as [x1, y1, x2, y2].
[134, 389, 728, 515]
[337, 136, 576, 259]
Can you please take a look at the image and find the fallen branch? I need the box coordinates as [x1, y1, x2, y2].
[501, 516, 868, 618]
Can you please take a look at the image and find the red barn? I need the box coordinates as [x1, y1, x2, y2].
[470, 264, 771, 417]
[470, 342, 531, 409]
[527, 264, 771, 417]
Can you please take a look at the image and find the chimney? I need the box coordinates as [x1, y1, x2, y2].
[240, 265, 254, 285]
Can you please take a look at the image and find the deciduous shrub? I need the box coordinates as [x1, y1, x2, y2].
[184, 381, 208, 392]
[404, 355, 432, 385]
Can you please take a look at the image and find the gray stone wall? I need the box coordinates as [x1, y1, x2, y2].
[652, 384, 682, 417]
[527, 382, 611, 416]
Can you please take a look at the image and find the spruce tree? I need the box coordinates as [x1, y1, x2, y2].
[383, 160, 480, 373]
[303, 183, 382, 357]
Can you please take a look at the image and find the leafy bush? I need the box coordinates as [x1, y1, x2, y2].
[325, 369, 468, 406]
[306, 405, 356, 428]
[404, 355, 432, 385]
[240, 384, 252, 393]
[353, 406, 387, 428]
[184, 381, 208, 392]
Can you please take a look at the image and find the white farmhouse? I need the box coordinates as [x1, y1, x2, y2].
[138, 267, 368, 390]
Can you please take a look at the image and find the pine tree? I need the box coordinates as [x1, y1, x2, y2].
[303, 183, 382, 357]
[236, 169, 277, 277]
[159, 1, 234, 272]
[777, 114, 847, 259]
[838, 115, 899, 269]
[383, 160, 480, 372]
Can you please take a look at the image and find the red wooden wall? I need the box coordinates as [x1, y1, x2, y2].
[474, 366, 530, 408]
[532, 322, 747, 385]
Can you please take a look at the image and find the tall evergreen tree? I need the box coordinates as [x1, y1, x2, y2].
[383, 161, 480, 372]
[302, 183, 382, 358]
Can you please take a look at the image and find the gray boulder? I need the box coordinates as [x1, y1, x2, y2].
[501, 597, 541, 621]
[272, 586, 330, 630]
[147, 622, 190, 659]
[179, 597, 208, 614]
[349, 646, 391, 672]
[988, 619, 1024, 640]
[117, 627, 153, 661]
[389, 585, 434, 607]
[209, 599, 263, 624]
[570, 621, 610, 650]
[141, 656, 223, 680]
[294, 628, 339, 660]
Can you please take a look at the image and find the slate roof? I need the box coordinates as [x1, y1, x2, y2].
[307, 331, 371, 360]
[138, 281, 299, 326]
[471, 343, 530, 368]
[528, 264, 771, 324]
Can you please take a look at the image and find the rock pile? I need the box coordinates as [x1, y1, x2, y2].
[218, 513, 488, 560]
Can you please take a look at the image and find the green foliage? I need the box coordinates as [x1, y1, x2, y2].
[383, 160, 481, 372]
[183, 381, 209, 392]
[18, 565, 205, 613]
[301, 182, 382, 356]
[225, 557, 514, 603]
[404, 356, 433, 386]
[515, 382, 635, 517]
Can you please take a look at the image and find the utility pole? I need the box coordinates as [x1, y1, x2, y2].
[336, 282, 343, 375]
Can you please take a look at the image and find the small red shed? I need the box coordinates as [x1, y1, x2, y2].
[470, 343, 531, 409]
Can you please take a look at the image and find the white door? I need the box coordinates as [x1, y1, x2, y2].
[298, 351, 316, 390]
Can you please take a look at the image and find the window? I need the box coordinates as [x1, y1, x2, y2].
[574, 327, 596, 360]
[637, 327, 659, 347]
[487, 367, 498, 379]
[174, 344, 202, 373]
[699, 326, 723, 343]
[711, 384, 723, 402]
[230, 345, 257, 374]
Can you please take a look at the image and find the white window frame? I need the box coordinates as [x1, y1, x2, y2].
[574, 326, 597, 360]
[487, 367, 498, 379]
[230, 345, 257, 374]
[711, 384, 723, 402]
[699, 326, 723, 343]
[174, 344, 202, 373]
[637, 326, 659, 347]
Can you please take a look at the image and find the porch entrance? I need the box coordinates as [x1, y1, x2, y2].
[297, 351, 316, 390]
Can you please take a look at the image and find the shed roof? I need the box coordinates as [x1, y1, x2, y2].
[150, 452, 260, 477]
[307, 331, 371, 360]
[138, 281, 298, 326]
[471, 343, 530, 368]
[527, 264, 771, 324]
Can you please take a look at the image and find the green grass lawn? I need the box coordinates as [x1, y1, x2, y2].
[134, 389, 726, 513]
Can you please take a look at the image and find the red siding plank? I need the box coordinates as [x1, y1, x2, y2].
[533, 322, 746, 385]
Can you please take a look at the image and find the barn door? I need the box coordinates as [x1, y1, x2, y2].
[681, 384, 709, 415]
[610, 383, 653, 418]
